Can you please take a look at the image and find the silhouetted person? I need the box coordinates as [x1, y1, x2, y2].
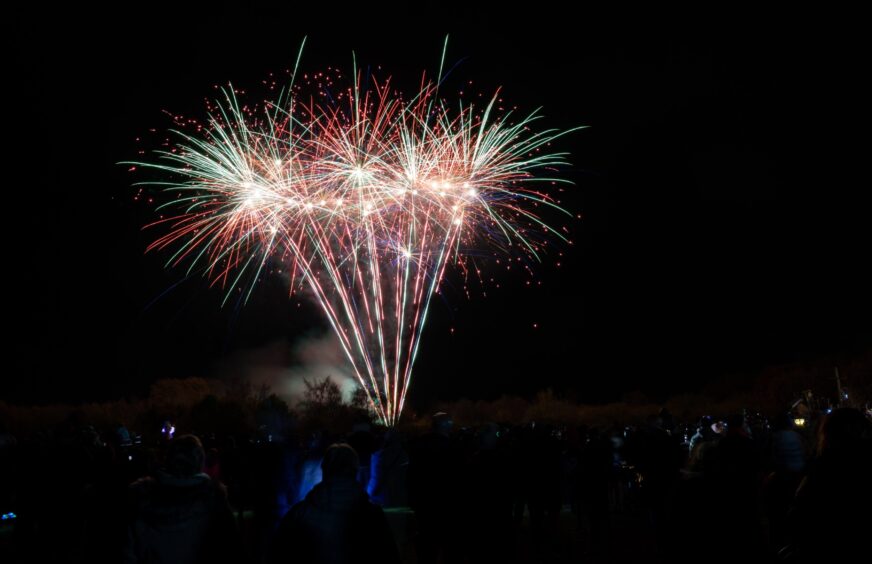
[576, 427, 613, 558]
[624, 415, 682, 555]
[408, 412, 460, 564]
[510, 422, 564, 557]
[347, 422, 376, 488]
[462, 423, 513, 562]
[688, 416, 720, 473]
[293, 431, 326, 504]
[706, 413, 765, 563]
[688, 416, 712, 453]
[123, 434, 239, 564]
[767, 414, 807, 475]
[784, 408, 872, 563]
[250, 440, 298, 564]
[271, 443, 399, 564]
[763, 413, 807, 551]
[368, 429, 409, 508]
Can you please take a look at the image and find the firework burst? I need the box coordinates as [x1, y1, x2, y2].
[127, 41, 581, 425]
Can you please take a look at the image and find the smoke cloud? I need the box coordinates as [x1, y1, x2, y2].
[214, 331, 359, 404]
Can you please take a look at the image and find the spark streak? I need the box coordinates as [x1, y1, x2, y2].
[126, 43, 581, 425]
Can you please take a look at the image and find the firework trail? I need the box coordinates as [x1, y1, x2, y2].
[127, 42, 581, 425]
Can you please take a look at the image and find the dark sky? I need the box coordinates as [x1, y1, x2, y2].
[4, 3, 869, 407]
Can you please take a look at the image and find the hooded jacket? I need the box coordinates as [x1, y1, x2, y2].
[271, 476, 399, 564]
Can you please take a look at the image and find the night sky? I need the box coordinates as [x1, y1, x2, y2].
[4, 3, 869, 407]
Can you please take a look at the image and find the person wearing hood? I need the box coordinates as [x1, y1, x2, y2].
[123, 434, 240, 564]
[271, 443, 400, 564]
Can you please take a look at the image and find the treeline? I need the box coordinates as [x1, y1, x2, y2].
[0, 377, 370, 440]
[1, 350, 869, 436]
